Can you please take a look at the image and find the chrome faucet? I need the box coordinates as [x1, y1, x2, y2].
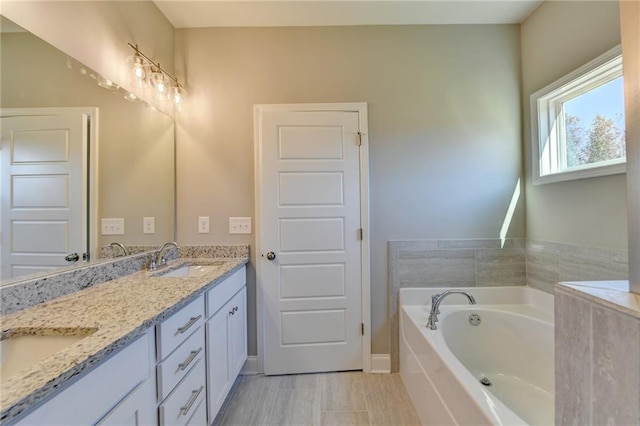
[427, 290, 476, 330]
[106, 242, 129, 257]
[150, 242, 179, 270]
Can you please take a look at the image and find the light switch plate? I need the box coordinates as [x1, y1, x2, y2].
[143, 217, 155, 234]
[229, 217, 251, 234]
[198, 216, 210, 234]
[101, 218, 125, 235]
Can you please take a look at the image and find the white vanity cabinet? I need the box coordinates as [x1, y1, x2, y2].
[11, 265, 247, 426]
[155, 295, 206, 426]
[16, 331, 156, 426]
[205, 267, 247, 423]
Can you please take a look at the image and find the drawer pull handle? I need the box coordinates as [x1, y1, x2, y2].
[177, 315, 202, 334]
[180, 385, 204, 416]
[178, 347, 203, 371]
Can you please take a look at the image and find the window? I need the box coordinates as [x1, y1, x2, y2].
[531, 46, 625, 184]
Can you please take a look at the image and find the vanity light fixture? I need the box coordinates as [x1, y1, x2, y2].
[126, 43, 187, 110]
[125, 46, 150, 89]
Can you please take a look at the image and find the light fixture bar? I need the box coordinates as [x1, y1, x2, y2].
[127, 43, 183, 88]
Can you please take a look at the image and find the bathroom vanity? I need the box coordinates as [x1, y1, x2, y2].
[0, 256, 248, 426]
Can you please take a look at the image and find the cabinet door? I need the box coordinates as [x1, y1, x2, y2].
[205, 305, 230, 422]
[17, 333, 151, 425]
[229, 287, 247, 378]
[96, 380, 156, 426]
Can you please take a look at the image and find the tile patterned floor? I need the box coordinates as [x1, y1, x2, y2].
[215, 372, 421, 426]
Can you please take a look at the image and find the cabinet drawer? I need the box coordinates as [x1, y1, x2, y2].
[157, 296, 205, 361]
[185, 397, 206, 426]
[157, 326, 205, 401]
[159, 360, 206, 426]
[206, 267, 246, 318]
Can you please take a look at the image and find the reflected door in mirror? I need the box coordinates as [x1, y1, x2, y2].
[1, 111, 89, 280]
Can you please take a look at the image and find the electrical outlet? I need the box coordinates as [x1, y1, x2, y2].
[229, 217, 252, 234]
[198, 216, 210, 234]
[101, 218, 125, 235]
[143, 217, 155, 234]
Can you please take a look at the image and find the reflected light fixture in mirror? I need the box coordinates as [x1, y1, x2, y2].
[126, 43, 187, 111]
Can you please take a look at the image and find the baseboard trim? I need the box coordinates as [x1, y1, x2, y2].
[241, 356, 259, 375]
[370, 354, 391, 373]
[242, 354, 390, 375]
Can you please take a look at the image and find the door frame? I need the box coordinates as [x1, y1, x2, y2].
[0, 107, 99, 262]
[254, 102, 371, 374]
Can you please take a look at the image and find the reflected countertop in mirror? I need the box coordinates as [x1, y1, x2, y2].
[0, 16, 175, 285]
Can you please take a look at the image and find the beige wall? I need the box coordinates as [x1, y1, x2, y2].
[175, 25, 524, 355]
[1, 32, 175, 250]
[620, 0, 640, 293]
[0, 1, 175, 115]
[521, 1, 626, 250]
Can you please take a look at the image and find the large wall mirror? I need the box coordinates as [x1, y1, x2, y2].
[0, 16, 175, 284]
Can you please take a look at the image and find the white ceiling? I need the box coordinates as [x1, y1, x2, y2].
[153, 0, 544, 28]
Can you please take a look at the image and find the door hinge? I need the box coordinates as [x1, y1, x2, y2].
[361, 323, 364, 335]
[357, 228, 363, 241]
[357, 131, 364, 146]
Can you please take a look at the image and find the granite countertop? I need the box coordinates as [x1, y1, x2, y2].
[0, 257, 248, 423]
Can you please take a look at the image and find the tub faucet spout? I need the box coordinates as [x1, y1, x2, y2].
[426, 290, 476, 330]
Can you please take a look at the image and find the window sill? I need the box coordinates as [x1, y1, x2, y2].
[533, 162, 626, 185]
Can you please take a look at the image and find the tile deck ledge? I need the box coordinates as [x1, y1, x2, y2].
[557, 280, 640, 319]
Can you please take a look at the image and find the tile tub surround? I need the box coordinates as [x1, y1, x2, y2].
[526, 240, 629, 294]
[555, 282, 640, 426]
[0, 256, 249, 424]
[388, 238, 630, 372]
[1, 245, 249, 316]
[388, 238, 526, 372]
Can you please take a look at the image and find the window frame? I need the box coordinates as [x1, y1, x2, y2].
[530, 45, 625, 185]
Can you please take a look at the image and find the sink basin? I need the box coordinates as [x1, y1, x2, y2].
[156, 262, 225, 278]
[0, 330, 96, 381]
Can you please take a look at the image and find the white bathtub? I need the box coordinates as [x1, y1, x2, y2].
[399, 287, 554, 426]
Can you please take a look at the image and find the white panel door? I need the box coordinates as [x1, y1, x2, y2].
[1, 113, 87, 280]
[259, 109, 363, 374]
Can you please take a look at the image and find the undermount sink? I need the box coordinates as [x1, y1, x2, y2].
[0, 329, 97, 381]
[156, 262, 225, 278]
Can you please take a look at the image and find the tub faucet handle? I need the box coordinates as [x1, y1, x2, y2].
[431, 294, 441, 315]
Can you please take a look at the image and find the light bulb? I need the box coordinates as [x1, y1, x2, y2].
[152, 70, 169, 101]
[126, 53, 149, 89]
[170, 85, 187, 112]
[133, 63, 145, 79]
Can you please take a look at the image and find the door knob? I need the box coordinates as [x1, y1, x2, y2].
[265, 251, 276, 261]
[65, 253, 80, 262]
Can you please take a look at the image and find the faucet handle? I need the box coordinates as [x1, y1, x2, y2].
[431, 293, 441, 314]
